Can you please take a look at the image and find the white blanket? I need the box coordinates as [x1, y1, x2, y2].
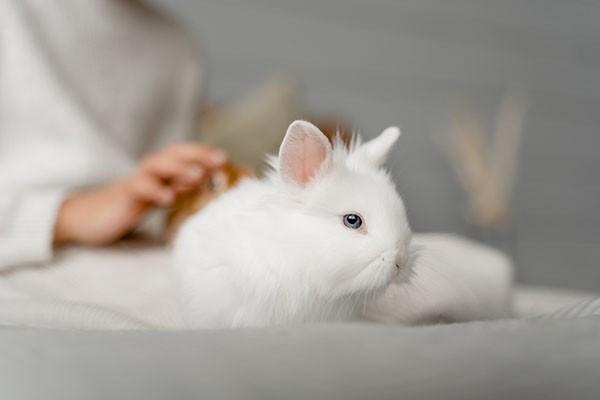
[0, 240, 180, 329]
[0, 234, 588, 330]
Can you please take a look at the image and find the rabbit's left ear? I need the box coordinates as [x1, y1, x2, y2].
[356, 126, 400, 168]
[279, 120, 332, 187]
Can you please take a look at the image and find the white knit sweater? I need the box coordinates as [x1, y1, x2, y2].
[0, 0, 204, 269]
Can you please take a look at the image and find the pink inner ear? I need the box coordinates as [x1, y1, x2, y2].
[279, 122, 331, 186]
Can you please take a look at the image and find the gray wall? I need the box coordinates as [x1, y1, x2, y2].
[153, 0, 600, 291]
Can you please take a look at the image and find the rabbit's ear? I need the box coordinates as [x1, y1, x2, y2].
[279, 120, 332, 187]
[356, 127, 400, 168]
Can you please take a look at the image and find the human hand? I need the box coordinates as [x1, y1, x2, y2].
[53, 143, 227, 246]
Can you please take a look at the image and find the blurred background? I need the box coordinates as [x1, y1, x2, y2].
[149, 0, 600, 291]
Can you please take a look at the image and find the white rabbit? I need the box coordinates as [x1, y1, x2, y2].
[173, 120, 413, 328]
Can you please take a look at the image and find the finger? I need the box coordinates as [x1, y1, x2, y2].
[129, 174, 174, 207]
[166, 143, 228, 168]
[179, 165, 206, 185]
[172, 180, 199, 194]
[141, 154, 206, 184]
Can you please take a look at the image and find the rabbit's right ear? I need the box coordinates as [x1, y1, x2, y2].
[278, 120, 332, 187]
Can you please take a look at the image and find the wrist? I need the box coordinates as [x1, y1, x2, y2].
[53, 196, 77, 247]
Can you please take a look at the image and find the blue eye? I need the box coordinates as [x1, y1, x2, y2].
[343, 213, 363, 229]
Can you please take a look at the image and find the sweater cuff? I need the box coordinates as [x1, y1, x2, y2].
[0, 191, 65, 269]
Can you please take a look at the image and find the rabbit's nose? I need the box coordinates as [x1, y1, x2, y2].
[394, 248, 409, 268]
[380, 249, 399, 265]
[395, 236, 411, 264]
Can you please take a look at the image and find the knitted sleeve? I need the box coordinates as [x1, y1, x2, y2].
[0, 190, 65, 270]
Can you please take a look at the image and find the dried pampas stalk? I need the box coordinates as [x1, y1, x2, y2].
[447, 88, 528, 231]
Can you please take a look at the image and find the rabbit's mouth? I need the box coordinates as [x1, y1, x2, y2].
[336, 250, 403, 297]
[361, 250, 402, 288]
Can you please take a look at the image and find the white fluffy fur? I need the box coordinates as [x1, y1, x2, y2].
[173, 120, 412, 328]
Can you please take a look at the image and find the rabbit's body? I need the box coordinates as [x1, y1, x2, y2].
[173, 121, 412, 328]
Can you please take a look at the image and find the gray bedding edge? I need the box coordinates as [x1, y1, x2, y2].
[1, 314, 599, 400]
